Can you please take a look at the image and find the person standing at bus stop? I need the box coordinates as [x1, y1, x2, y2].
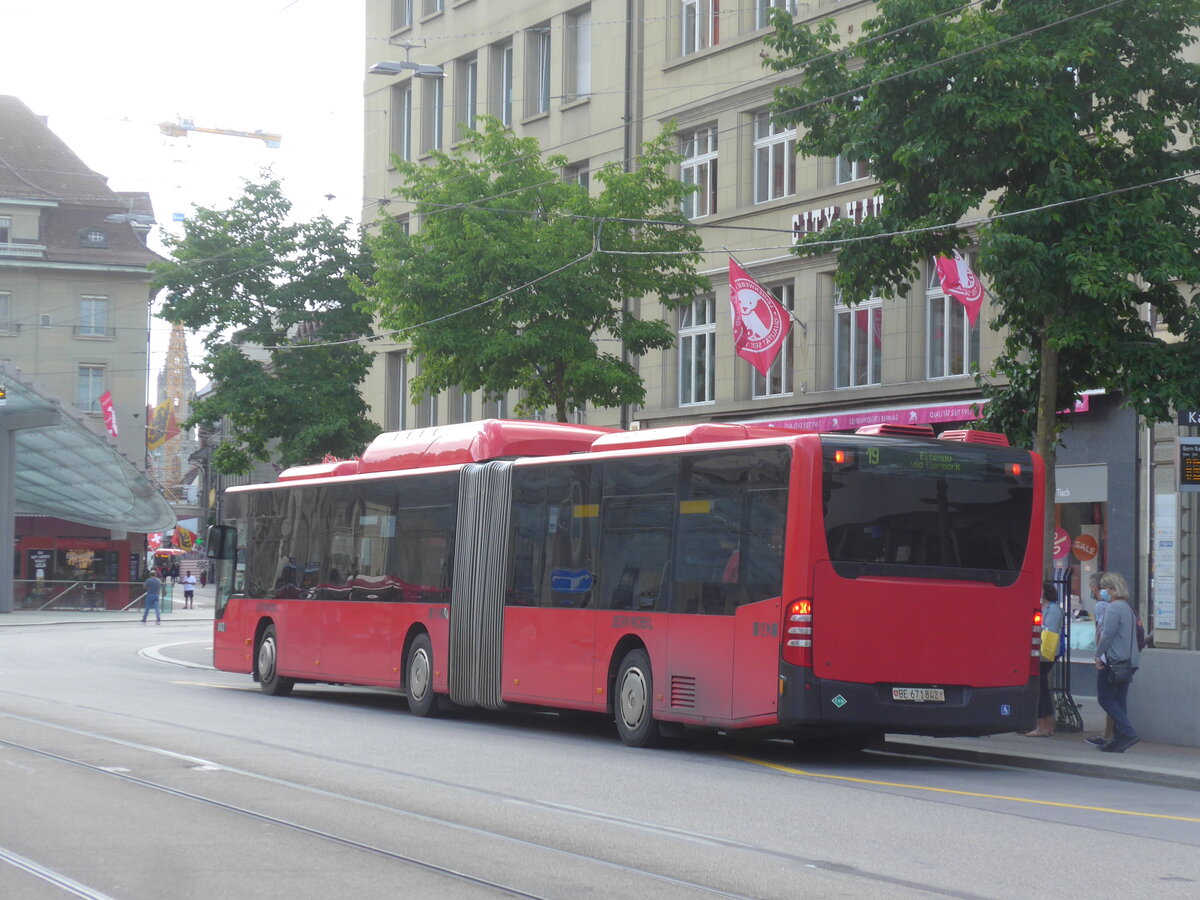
[183, 572, 197, 609]
[1025, 581, 1063, 737]
[1093, 571, 1140, 753]
[142, 571, 162, 625]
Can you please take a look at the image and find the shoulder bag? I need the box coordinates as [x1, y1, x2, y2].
[1104, 607, 1136, 685]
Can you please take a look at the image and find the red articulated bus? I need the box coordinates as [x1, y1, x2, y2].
[207, 418, 1045, 748]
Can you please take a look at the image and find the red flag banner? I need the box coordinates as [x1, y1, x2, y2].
[729, 258, 792, 376]
[935, 250, 984, 328]
[99, 390, 118, 437]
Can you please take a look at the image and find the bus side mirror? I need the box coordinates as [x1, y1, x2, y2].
[206, 525, 237, 560]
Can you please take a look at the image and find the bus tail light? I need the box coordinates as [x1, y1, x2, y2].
[783, 598, 813, 668]
[1030, 609, 1043, 675]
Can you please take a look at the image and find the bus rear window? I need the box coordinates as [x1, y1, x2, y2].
[821, 436, 1034, 583]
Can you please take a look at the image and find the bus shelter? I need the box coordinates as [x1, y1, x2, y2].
[0, 362, 175, 613]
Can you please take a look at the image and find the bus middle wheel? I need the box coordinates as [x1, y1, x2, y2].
[614, 648, 662, 748]
[405, 633, 440, 717]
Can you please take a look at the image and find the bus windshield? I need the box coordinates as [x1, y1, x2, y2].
[821, 436, 1035, 584]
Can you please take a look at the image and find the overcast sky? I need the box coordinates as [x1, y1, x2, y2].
[0, 0, 366, 389]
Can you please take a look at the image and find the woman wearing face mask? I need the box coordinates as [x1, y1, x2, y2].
[1093, 572, 1141, 753]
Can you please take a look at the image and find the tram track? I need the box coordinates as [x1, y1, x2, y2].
[0, 716, 774, 900]
[0, 703, 1008, 899]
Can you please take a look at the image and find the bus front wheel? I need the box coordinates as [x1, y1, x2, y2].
[405, 633, 440, 717]
[614, 649, 662, 748]
[257, 625, 294, 697]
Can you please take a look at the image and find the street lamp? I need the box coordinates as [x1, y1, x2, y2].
[368, 61, 445, 78]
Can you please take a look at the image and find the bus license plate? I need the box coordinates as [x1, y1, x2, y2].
[892, 687, 945, 702]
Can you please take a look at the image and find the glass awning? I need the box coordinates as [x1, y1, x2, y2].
[0, 361, 175, 533]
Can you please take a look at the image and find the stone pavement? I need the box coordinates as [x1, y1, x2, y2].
[4, 586, 1198, 791]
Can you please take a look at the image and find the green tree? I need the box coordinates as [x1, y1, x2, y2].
[359, 116, 710, 422]
[764, 0, 1200, 566]
[153, 177, 381, 474]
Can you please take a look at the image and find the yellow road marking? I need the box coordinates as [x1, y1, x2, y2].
[730, 756, 1200, 823]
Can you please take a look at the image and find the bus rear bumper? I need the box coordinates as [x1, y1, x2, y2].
[778, 665, 1039, 737]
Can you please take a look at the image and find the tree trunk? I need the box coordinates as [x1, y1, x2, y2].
[1035, 315, 1059, 578]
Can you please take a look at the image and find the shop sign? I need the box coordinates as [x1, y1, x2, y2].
[1052, 528, 1071, 560]
[1072, 533, 1098, 561]
[792, 194, 884, 242]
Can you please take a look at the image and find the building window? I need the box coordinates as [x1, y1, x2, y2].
[753, 112, 796, 203]
[681, 0, 719, 56]
[756, 0, 796, 29]
[752, 283, 794, 398]
[494, 41, 514, 126]
[487, 395, 507, 418]
[681, 126, 718, 219]
[927, 258, 980, 379]
[527, 25, 552, 116]
[456, 56, 478, 141]
[387, 350, 408, 431]
[392, 0, 413, 29]
[836, 155, 868, 184]
[78, 364, 106, 413]
[78, 295, 108, 337]
[0, 216, 10, 243]
[565, 7, 592, 101]
[0, 292, 11, 333]
[422, 0, 444, 16]
[564, 161, 590, 191]
[679, 296, 716, 405]
[423, 77, 444, 153]
[835, 293, 882, 388]
[392, 83, 413, 161]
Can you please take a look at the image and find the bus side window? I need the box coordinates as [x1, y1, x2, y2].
[599, 496, 673, 612]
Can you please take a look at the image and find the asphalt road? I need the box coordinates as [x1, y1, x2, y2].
[1, 618, 1198, 899]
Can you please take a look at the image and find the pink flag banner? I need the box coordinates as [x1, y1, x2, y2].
[99, 390, 118, 437]
[729, 258, 792, 376]
[935, 250, 984, 328]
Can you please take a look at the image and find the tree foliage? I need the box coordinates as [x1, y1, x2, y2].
[764, 0, 1200, 563]
[152, 177, 381, 474]
[359, 116, 710, 422]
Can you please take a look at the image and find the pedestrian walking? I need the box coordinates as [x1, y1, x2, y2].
[1093, 571, 1140, 753]
[183, 572, 197, 609]
[200, 569, 207, 588]
[143, 571, 163, 625]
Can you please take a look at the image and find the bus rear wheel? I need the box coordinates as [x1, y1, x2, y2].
[405, 633, 440, 717]
[614, 649, 662, 748]
[257, 625, 294, 696]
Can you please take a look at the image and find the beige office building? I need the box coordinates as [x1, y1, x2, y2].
[362, 0, 995, 435]
[361, 2, 1200, 655]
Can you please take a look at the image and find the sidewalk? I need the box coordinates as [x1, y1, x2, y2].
[884, 698, 1200, 792]
[4, 594, 1198, 790]
[2, 580, 217, 624]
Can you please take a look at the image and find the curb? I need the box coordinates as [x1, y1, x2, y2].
[881, 738, 1200, 792]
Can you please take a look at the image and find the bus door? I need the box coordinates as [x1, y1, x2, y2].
[503, 463, 600, 709]
[670, 452, 790, 725]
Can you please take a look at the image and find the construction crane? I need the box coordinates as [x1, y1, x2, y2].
[159, 117, 281, 148]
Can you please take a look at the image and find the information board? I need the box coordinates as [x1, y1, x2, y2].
[1179, 438, 1200, 492]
